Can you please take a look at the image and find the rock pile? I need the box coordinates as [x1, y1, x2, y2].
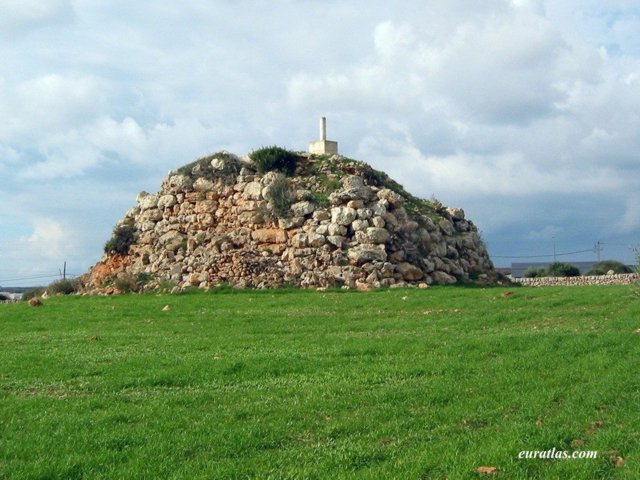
[82, 152, 495, 292]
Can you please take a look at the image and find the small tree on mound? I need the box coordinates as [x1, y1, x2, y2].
[104, 224, 137, 255]
[250, 146, 299, 176]
[587, 260, 632, 275]
[547, 262, 581, 277]
[48, 279, 78, 295]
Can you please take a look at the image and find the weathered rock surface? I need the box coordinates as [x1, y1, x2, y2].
[82, 152, 495, 292]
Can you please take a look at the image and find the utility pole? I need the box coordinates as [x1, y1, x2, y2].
[552, 236, 556, 261]
[594, 241, 603, 262]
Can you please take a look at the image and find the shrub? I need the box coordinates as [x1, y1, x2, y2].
[524, 267, 547, 278]
[250, 146, 299, 176]
[22, 287, 46, 301]
[547, 262, 581, 277]
[263, 174, 293, 217]
[586, 260, 632, 276]
[115, 275, 138, 293]
[48, 279, 78, 295]
[104, 225, 136, 255]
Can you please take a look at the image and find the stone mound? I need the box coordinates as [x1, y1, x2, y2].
[82, 152, 495, 292]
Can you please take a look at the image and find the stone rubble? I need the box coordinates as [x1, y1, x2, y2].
[83, 153, 495, 292]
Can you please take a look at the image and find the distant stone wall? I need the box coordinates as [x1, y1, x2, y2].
[511, 273, 639, 287]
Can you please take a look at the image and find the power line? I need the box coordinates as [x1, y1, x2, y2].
[0, 273, 79, 284]
[492, 248, 595, 259]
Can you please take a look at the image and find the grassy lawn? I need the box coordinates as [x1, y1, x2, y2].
[1, 285, 640, 479]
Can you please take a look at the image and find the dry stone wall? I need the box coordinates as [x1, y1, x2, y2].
[84, 153, 495, 292]
[512, 273, 639, 287]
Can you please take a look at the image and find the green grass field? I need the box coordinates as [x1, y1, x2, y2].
[1, 285, 640, 479]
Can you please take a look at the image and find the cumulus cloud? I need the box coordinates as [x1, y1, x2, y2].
[2, 0, 640, 280]
[0, 0, 73, 32]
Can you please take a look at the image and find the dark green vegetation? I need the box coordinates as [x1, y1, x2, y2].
[525, 262, 581, 278]
[250, 146, 300, 177]
[104, 225, 136, 255]
[588, 261, 633, 276]
[2, 286, 639, 479]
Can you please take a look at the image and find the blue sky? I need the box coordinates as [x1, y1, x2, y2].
[1, 0, 640, 286]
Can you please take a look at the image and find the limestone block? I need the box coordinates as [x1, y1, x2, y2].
[446, 207, 465, 221]
[291, 233, 308, 248]
[308, 233, 326, 248]
[347, 244, 387, 265]
[439, 219, 455, 236]
[158, 194, 177, 209]
[167, 175, 193, 193]
[328, 223, 348, 236]
[193, 178, 216, 192]
[396, 262, 424, 281]
[327, 236, 346, 248]
[366, 227, 390, 244]
[290, 201, 315, 217]
[278, 217, 305, 229]
[313, 210, 331, 221]
[371, 216, 386, 228]
[243, 181, 263, 200]
[331, 206, 357, 226]
[251, 228, 287, 244]
[432, 271, 457, 285]
[352, 219, 369, 231]
[137, 192, 158, 210]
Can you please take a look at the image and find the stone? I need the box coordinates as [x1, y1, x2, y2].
[137, 192, 158, 210]
[347, 244, 387, 265]
[157, 194, 177, 209]
[377, 188, 404, 207]
[159, 231, 185, 252]
[243, 182, 263, 200]
[167, 175, 193, 193]
[290, 201, 315, 217]
[447, 207, 465, 221]
[371, 216, 386, 228]
[84, 148, 495, 294]
[251, 229, 287, 244]
[278, 217, 305, 229]
[396, 262, 424, 281]
[313, 210, 331, 221]
[432, 271, 457, 285]
[193, 178, 216, 192]
[343, 175, 365, 190]
[327, 235, 346, 248]
[308, 233, 326, 248]
[352, 219, 369, 231]
[291, 233, 308, 248]
[327, 223, 347, 236]
[366, 227, 390, 244]
[331, 206, 357, 226]
[439, 219, 455, 236]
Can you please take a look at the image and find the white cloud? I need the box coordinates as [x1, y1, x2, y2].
[0, 0, 73, 32]
[2, 0, 640, 280]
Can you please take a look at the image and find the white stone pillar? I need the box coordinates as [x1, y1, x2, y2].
[320, 117, 326, 141]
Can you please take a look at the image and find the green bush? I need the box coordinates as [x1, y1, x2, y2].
[263, 174, 293, 217]
[22, 287, 46, 301]
[250, 146, 299, 176]
[586, 260, 632, 276]
[547, 262, 581, 277]
[104, 225, 137, 255]
[524, 267, 547, 278]
[115, 275, 138, 294]
[48, 279, 78, 295]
